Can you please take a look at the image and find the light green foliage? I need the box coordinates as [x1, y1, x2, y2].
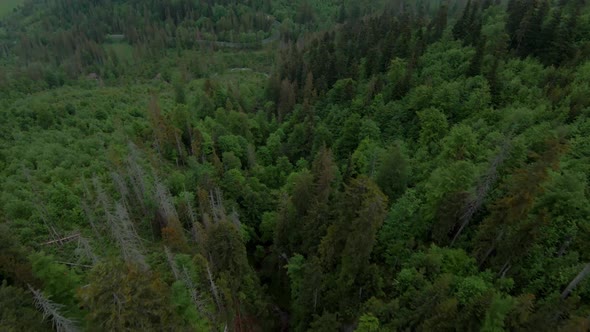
[441, 124, 479, 161]
[328, 79, 357, 104]
[359, 118, 381, 141]
[386, 58, 407, 84]
[351, 139, 382, 177]
[0, 0, 23, 17]
[455, 276, 491, 305]
[481, 295, 515, 332]
[418, 107, 449, 155]
[218, 134, 248, 159]
[286, 254, 306, 301]
[390, 246, 504, 331]
[424, 160, 476, 221]
[169, 254, 213, 330]
[259, 211, 278, 243]
[355, 314, 380, 332]
[266, 129, 285, 160]
[497, 58, 548, 108]
[410, 245, 479, 278]
[336, 112, 362, 159]
[29, 253, 82, 315]
[170, 280, 210, 330]
[418, 40, 474, 84]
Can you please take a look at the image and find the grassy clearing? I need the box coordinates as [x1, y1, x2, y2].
[104, 43, 135, 63]
[0, 0, 24, 17]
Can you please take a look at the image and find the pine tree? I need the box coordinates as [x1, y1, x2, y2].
[80, 261, 179, 330]
[429, 3, 448, 43]
[301, 146, 338, 255]
[205, 220, 268, 331]
[318, 176, 388, 322]
[278, 79, 296, 122]
[375, 145, 409, 200]
[468, 37, 487, 77]
[474, 138, 566, 270]
[453, 0, 472, 41]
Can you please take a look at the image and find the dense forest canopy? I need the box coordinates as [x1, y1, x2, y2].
[2, 0, 590, 331]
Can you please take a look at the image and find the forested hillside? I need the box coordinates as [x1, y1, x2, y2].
[2, 0, 590, 331]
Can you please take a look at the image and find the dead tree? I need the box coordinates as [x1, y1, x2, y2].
[126, 142, 151, 217]
[179, 192, 197, 224]
[165, 247, 212, 321]
[180, 265, 211, 319]
[111, 171, 130, 208]
[164, 246, 180, 279]
[94, 177, 148, 270]
[29, 286, 78, 332]
[154, 179, 179, 223]
[209, 187, 227, 223]
[112, 202, 148, 270]
[179, 192, 199, 242]
[230, 209, 241, 229]
[81, 178, 102, 238]
[451, 140, 511, 246]
[206, 263, 223, 312]
[76, 236, 99, 265]
[81, 200, 101, 238]
[42, 232, 80, 246]
[561, 262, 590, 300]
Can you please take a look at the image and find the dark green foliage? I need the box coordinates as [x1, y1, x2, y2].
[3, 0, 590, 331]
[505, 0, 583, 65]
[467, 37, 486, 77]
[0, 282, 48, 331]
[79, 261, 180, 331]
[0, 225, 38, 287]
[375, 145, 410, 200]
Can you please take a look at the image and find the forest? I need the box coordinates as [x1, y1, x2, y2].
[2, 0, 590, 331]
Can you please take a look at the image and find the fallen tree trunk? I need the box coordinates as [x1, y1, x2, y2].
[561, 262, 590, 300]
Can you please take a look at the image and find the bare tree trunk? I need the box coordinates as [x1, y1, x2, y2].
[451, 140, 510, 246]
[164, 246, 180, 279]
[499, 259, 511, 278]
[479, 230, 505, 268]
[76, 236, 99, 265]
[81, 200, 101, 239]
[42, 232, 80, 245]
[313, 289, 318, 312]
[154, 178, 179, 223]
[206, 263, 223, 312]
[113, 202, 148, 270]
[557, 236, 572, 257]
[174, 131, 184, 166]
[29, 285, 79, 332]
[561, 262, 590, 300]
[209, 188, 227, 223]
[111, 171, 130, 208]
[126, 142, 151, 218]
[95, 175, 148, 270]
[479, 246, 495, 268]
[187, 124, 194, 156]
